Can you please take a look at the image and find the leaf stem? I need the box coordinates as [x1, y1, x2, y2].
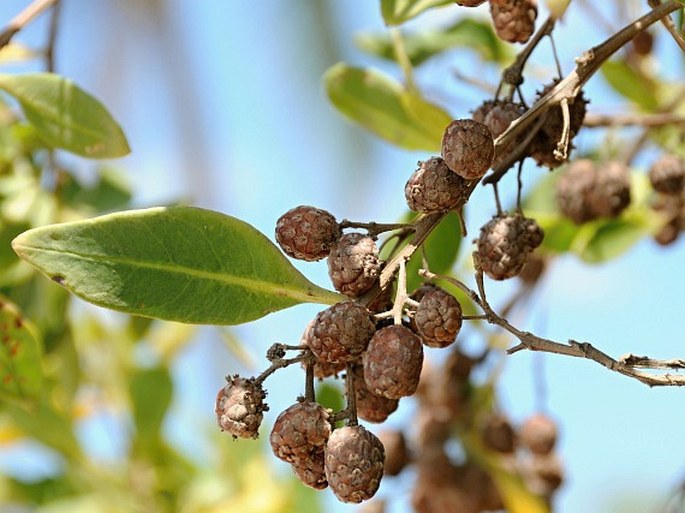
[390, 28, 418, 95]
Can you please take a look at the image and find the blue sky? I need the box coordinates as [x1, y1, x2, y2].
[0, 2, 684, 513]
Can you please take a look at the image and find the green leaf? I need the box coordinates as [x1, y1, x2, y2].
[381, 0, 453, 26]
[60, 167, 132, 213]
[6, 400, 81, 457]
[600, 61, 659, 110]
[12, 206, 343, 325]
[574, 216, 650, 263]
[357, 18, 513, 66]
[407, 211, 462, 290]
[130, 365, 173, 451]
[0, 73, 130, 158]
[324, 63, 450, 151]
[0, 297, 42, 403]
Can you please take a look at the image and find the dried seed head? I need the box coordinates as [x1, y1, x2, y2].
[363, 325, 424, 399]
[349, 364, 399, 423]
[301, 320, 346, 378]
[378, 429, 410, 476]
[307, 302, 376, 365]
[215, 375, 268, 439]
[531, 85, 587, 168]
[649, 153, 685, 195]
[328, 233, 380, 297]
[589, 160, 631, 218]
[476, 214, 544, 280]
[291, 450, 328, 490]
[405, 157, 467, 213]
[520, 413, 558, 455]
[518, 252, 546, 285]
[441, 119, 495, 180]
[482, 414, 516, 453]
[415, 288, 463, 348]
[325, 425, 385, 503]
[555, 159, 599, 223]
[270, 401, 332, 465]
[524, 454, 564, 497]
[490, 0, 538, 44]
[275, 205, 341, 261]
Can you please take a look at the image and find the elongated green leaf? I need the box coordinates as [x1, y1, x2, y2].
[600, 61, 659, 110]
[130, 365, 173, 451]
[575, 216, 650, 263]
[357, 18, 513, 66]
[0, 73, 130, 158]
[325, 63, 450, 151]
[381, 0, 453, 26]
[0, 297, 42, 403]
[12, 206, 343, 325]
[546, 0, 571, 19]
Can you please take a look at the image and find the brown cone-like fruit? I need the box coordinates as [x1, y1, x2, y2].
[482, 414, 516, 453]
[555, 159, 598, 223]
[414, 288, 463, 348]
[520, 413, 558, 455]
[325, 425, 385, 503]
[363, 325, 424, 399]
[307, 302, 375, 365]
[649, 153, 685, 195]
[349, 364, 399, 423]
[441, 119, 495, 180]
[589, 160, 631, 218]
[378, 429, 409, 476]
[489, 0, 538, 44]
[328, 233, 380, 297]
[215, 375, 268, 439]
[477, 214, 544, 280]
[275, 205, 341, 261]
[291, 452, 328, 490]
[405, 157, 467, 213]
[270, 400, 331, 464]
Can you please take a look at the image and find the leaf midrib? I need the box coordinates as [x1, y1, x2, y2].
[16, 243, 326, 302]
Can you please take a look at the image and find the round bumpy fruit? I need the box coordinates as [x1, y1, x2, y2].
[328, 233, 380, 297]
[476, 214, 544, 280]
[441, 119, 495, 180]
[456, 0, 486, 6]
[414, 288, 463, 348]
[215, 375, 268, 439]
[490, 0, 538, 44]
[348, 364, 399, 423]
[378, 430, 409, 477]
[292, 452, 328, 490]
[363, 325, 424, 399]
[307, 302, 376, 365]
[325, 425, 385, 503]
[405, 157, 467, 214]
[270, 400, 331, 465]
[482, 414, 516, 453]
[520, 413, 558, 455]
[555, 159, 598, 223]
[649, 153, 685, 195]
[589, 160, 631, 218]
[275, 205, 341, 261]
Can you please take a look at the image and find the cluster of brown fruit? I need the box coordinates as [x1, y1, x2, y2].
[361, 348, 563, 513]
[213, 105, 557, 505]
[648, 153, 685, 245]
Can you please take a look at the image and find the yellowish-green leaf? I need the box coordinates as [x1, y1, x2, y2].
[0, 296, 42, 403]
[325, 63, 449, 151]
[546, 0, 571, 19]
[0, 73, 130, 158]
[381, 0, 453, 26]
[12, 206, 342, 325]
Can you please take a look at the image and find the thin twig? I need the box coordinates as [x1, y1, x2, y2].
[648, 0, 685, 54]
[339, 219, 412, 238]
[584, 112, 685, 127]
[45, 0, 61, 72]
[420, 269, 685, 387]
[0, 0, 58, 51]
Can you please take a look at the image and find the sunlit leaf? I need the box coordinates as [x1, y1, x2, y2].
[0, 73, 130, 158]
[546, 0, 571, 19]
[381, 0, 453, 25]
[600, 61, 659, 110]
[574, 215, 651, 263]
[325, 63, 449, 151]
[12, 206, 343, 325]
[357, 18, 513, 66]
[0, 297, 42, 403]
